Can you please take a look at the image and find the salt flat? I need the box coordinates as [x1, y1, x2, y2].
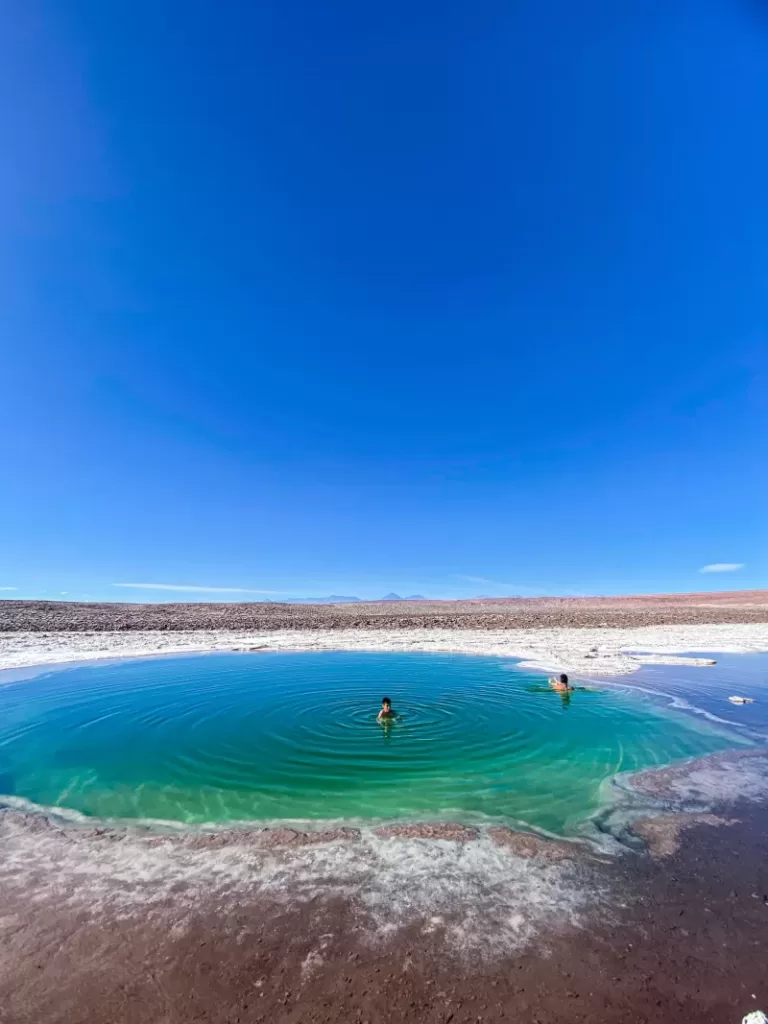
[2, 621, 768, 676]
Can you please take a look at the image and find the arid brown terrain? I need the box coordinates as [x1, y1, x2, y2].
[2, 805, 767, 1024]
[1, 590, 767, 632]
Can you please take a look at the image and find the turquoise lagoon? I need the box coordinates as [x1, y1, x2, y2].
[0, 651, 751, 833]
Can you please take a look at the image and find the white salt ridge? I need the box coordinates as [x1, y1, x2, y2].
[2, 622, 768, 678]
[591, 678, 764, 736]
[0, 810, 606, 957]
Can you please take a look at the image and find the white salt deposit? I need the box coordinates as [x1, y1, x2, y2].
[0, 811, 605, 956]
[1, 621, 767, 678]
[650, 754, 768, 806]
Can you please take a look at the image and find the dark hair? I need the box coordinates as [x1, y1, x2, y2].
[559, 674, 569, 684]
[382, 696, 391, 705]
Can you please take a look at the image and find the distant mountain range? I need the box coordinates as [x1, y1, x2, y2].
[277, 594, 426, 604]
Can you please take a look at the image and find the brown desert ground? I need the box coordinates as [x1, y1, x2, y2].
[1, 803, 766, 1024]
[2, 589, 768, 632]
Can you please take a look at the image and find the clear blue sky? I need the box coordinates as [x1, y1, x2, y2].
[1, 0, 766, 602]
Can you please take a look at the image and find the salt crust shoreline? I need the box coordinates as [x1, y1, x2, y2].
[2, 621, 768, 677]
[3, 748, 768, 955]
[2, 626, 767, 954]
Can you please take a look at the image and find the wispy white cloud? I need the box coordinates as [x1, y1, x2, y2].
[112, 583, 284, 594]
[456, 574, 532, 587]
[699, 563, 745, 574]
[0, 586, 17, 591]
[455, 575, 546, 595]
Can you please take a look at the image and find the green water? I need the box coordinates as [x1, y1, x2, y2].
[0, 652, 739, 833]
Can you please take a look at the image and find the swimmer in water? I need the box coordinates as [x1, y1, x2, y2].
[376, 696, 395, 722]
[549, 673, 573, 693]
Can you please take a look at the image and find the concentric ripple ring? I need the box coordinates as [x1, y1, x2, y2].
[0, 651, 737, 832]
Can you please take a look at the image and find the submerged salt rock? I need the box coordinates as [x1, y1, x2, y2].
[214, 826, 358, 848]
[146, 825, 361, 850]
[374, 822, 480, 842]
[487, 827, 575, 860]
[258, 826, 360, 847]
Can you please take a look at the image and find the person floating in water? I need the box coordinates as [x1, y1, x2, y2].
[377, 696, 395, 722]
[549, 673, 573, 692]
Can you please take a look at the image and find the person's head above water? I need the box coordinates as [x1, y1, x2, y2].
[549, 673, 573, 692]
[377, 697, 394, 721]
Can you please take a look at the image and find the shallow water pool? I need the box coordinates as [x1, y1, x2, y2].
[0, 651, 748, 832]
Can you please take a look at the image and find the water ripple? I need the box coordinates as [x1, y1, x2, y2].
[0, 651, 746, 831]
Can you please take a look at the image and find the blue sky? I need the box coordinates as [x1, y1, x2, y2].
[0, 0, 766, 602]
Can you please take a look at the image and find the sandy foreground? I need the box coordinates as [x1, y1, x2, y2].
[2, 617, 768, 1023]
[2, 620, 768, 676]
[1, 751, 768, 1024]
